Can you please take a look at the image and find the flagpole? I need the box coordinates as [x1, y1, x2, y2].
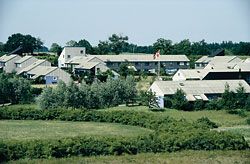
[158, 59, 160, 79]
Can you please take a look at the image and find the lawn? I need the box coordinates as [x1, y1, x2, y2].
[107, 106, 250, 127]
[8, 150, 250, 164]
[0, 120, 152, 141]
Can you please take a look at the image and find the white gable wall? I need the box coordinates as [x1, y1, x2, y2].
[4, 55, 21, 73]
[58, 47, 86, 68]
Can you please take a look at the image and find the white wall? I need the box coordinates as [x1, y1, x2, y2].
[58, 47, 86, 68]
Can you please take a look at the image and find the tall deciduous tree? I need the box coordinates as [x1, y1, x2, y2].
[66, 40, 78, 47]
[50, 43, 63, 55]
[153, 38, 173, 54]
[77, 39, 93, 54]
[4, 33, 43, 55]
[108, 34, 128, 54]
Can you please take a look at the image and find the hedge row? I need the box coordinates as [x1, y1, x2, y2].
[0, 106, 249, 162]
[0, 131, 248, 162]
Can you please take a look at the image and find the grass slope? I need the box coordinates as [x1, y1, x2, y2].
[8, 150, 250, 164]
[0, 120, 152, 141]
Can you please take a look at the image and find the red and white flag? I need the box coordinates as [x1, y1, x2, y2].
[153, 50, 160, 59]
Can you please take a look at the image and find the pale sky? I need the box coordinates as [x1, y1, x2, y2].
[0, 0, 249, 47]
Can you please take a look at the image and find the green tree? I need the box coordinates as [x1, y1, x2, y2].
[172, 39, 192, 55]
[109, 34, 129, 54]
[49, 43, 63, 55]
[119, 61, 135, 78]
[220, 83, 236, 110]
[235, 83, 248, 109]
[153, 38, 173, 54]
[4, 33, 43, 55]
[172, 89, 190, 110]
[97, 41, 110, 54]
[66, 40, 78, 47]
[77, 39, 93, 54]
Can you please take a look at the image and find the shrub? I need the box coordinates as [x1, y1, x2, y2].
[194, 117, 218, 129]
[246, 118, 250, 125]
[193, 100, 205, 110]
[205, 99, 221, 110]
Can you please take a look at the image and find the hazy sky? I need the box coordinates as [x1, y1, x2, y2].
[0, 0, 249, 47]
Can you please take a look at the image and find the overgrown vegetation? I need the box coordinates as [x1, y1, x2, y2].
[0, 72, 33, 104]
[0, 106, 248, 162]
[37, 76, 137, 109]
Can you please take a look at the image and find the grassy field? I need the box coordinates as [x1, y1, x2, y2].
[8, 150, 250, 164]
[107, 106, 250, 127]
[0, 120, 152, 141]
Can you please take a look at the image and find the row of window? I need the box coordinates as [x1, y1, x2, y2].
[107, 61, 189, 67]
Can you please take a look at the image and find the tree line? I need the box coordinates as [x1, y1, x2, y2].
[1, 33, 250, 56]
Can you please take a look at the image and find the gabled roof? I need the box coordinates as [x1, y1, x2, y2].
[151, 80, 250, 100]
[66, 56, 97, 64]
[177, 69, 209, 80]
[66, 54, 190, 64]
[15, 55, 34, 64]
[27, 66, 57, 79]
[74, 62, 100, 69]
[0, 54, 19, 62]
[92, 54, 189, 62]
[244, 58, 250, 63]
[196, 56, 241, 64]
[17, 59, 47, 74]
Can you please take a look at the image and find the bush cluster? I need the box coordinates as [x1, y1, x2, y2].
[37, 76, 137, 109]
[0, 72, 32, 104]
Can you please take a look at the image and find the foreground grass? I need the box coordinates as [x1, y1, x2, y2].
[108, 106, 250, 127]
[0, 120, 152, 141]
[8, 150, 250, 164]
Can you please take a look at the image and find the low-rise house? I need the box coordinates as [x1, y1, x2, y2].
[58, 47, 86, 68]
[14, 55, 38, 73]
[173, 68, 250, 84]
[63, 52, 190, 73]
[0, 54, 21, 73]
[149, 80, 250, 108]
[195, 56, 242, 69]
[74, 61, 110, 75]
[17, 59, 51, 75]
[26, 66, 71, 84]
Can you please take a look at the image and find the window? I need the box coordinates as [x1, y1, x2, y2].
[53, 76, 58, 80]
[145, 62, 149, 66]
[180, 62, 184, 66]
[67, 55, 71, 58]
[80, 50, 84, 54]
[194, 95, 202, 100]
[16, 63, 21, 68]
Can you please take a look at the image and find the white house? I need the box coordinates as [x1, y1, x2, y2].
[27, 66, 71, 84]
[195, 56, 242, 69]
[14, 55, 38, 73]
[17, 59, 51, 75]
[149, 80, 250, 108]
[58, 47, 86, 68]
[0, 54, 21, 73]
